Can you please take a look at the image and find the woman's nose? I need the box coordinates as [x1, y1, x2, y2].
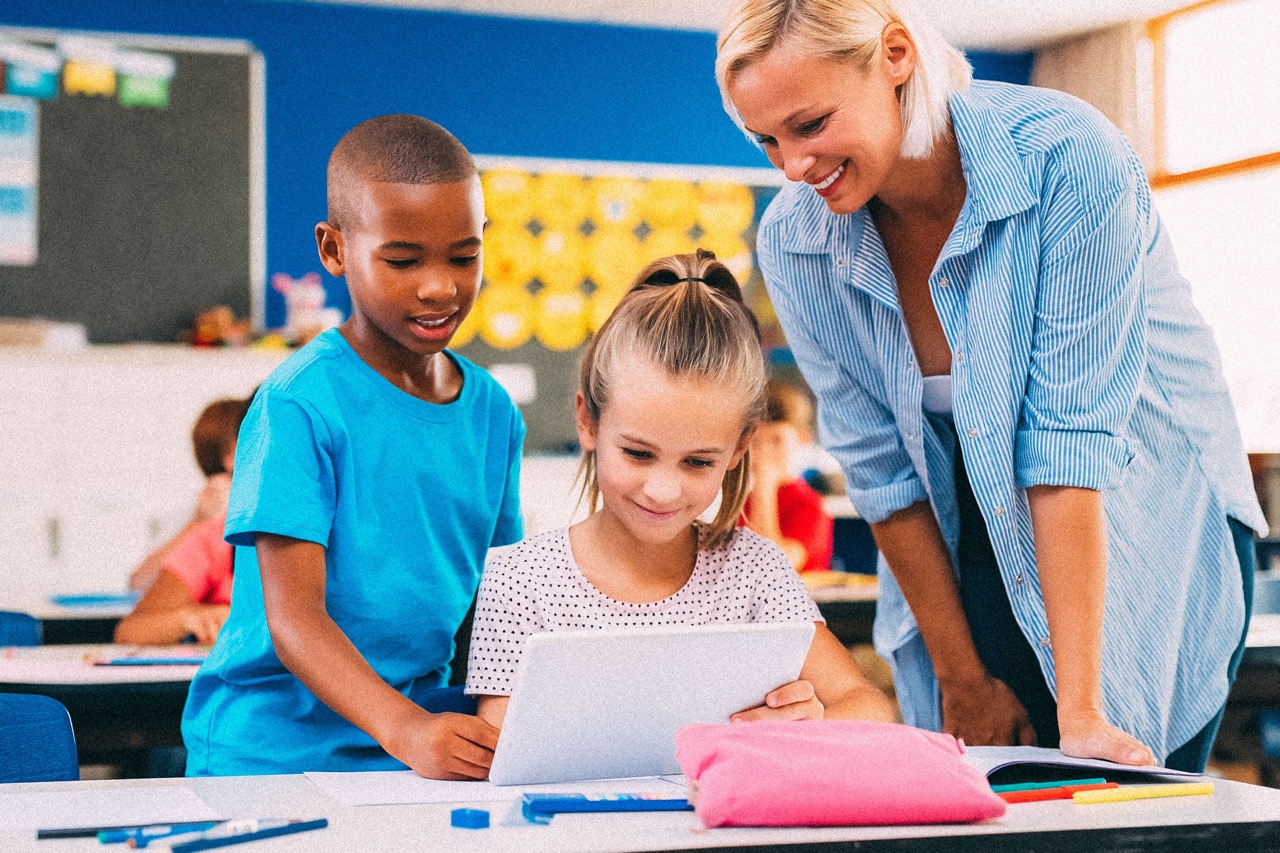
[776, 141, 816, 184]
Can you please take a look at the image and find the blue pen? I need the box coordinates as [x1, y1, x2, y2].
[96, 822, 221, 845]
[168, 819, 328, 853]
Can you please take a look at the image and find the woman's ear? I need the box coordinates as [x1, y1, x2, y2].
[574, 391, 598, 452]
[881, 22, 917, 88]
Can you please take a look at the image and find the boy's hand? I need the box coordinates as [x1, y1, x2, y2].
[180, 604, 231, 645]
[1058, 710, 1156, 766]
[729, 679, 824, 722]
[395, 711, 500, 780]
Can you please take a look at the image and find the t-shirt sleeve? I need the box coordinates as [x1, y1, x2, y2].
[491, 406, 526, 548]
[162, 516, 231, 603]
[464, 546, 543, 696]
[224, 389, 337, 548]
[776, 480, 834, 572]
[736, 532, 824, 624]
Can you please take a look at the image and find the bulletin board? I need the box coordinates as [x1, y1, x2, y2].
[459, 157, 783, 452]
[0, 27, 264, 344]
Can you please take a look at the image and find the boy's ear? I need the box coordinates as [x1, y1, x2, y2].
[315, 222, 345, 277]
[574, 391, 598, 451]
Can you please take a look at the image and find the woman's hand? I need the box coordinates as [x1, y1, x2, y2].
[1058, 709, 1156, 766]
[940, 673, 1037, 746]
[730, 679, 824, 722]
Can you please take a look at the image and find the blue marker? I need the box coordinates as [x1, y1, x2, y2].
[96, 821, 222, 845]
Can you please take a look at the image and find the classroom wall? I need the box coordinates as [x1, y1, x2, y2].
[2, 0, 1032, 330]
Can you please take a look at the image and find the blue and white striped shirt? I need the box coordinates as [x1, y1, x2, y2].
[756, 80, 1266, 760]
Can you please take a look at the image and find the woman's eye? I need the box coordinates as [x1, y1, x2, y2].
[753, 134, 776, 147]
[797, 116, 827, 135]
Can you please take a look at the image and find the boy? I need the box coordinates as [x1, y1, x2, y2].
[182, 116, 524, 779]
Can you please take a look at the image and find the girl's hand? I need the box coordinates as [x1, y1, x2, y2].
[940, 673, 1037, 746]
[1058, 710, 1156, 766]
[180, 604, 231, 645]
[730, 679, 824, 722]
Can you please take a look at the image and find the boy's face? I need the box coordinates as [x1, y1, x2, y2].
[317, 175, 484, 362]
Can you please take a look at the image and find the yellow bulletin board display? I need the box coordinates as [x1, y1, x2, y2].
[458, 162, 784, 354]
[456, 157, 784, 452]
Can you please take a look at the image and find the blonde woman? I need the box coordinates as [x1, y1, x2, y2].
[717, 0, 1263, 771]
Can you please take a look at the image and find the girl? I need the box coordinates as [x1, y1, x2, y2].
[465, 250, 895, 727]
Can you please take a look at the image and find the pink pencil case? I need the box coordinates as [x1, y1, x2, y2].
[675, 720, 1006, 828]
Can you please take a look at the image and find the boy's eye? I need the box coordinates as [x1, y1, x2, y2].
[451, 254, 480, 267]
[383, 258, 416, 269]
[622, 448, 653, 460]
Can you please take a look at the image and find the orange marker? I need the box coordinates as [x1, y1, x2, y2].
[1000, 783, 1119, 804]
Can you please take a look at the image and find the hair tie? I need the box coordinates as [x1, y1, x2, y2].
[675, 276, 706, 283]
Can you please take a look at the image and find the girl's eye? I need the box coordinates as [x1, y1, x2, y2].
[622, 448, 652, 460]
[797, 115, 827, 135]
[685, 458, 715, 469]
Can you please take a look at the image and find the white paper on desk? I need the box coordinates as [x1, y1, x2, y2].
[305, 770, 686, 807]
[0, 784, 223, 831]
[961, 745, 1202, 779]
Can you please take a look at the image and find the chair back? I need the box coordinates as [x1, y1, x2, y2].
[0, 693, 79, 783]
[0, 611, 42, 646]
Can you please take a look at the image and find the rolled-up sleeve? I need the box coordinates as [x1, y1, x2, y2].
[1016, 181, 1145, 491]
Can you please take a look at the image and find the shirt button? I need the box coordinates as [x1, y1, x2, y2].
[938, 277, 949, 287]
[836, 258, 845, 267]
[954, 351, 965, 363]
[966, 427, 978, 438]
[993, 505, 1005, 517]
[1015, 573, 1024, 585]
[1039, 638, 1051, 649]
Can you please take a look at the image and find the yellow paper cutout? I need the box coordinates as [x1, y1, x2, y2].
[696, 182, 755, 236]
[481, 170, 536, 225]
[63, 60, 116, 97]
[642, 179, 698, 233]
[534, 172, 590, 232]
[536, 228, 588, 288]
[588, 285, 628, 332]
[535, 287, 590, 351]
[476, 284, 535, 350]
[586, 226, 643, 292]
[483, 222, 539, 288]
[450, 307, 480, 348]
[642, 228, 699, 265]
[589, 176, 646, 230]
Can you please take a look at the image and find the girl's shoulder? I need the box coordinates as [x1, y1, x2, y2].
[698, 525, 793, 577]
[484, 527, 574, 580]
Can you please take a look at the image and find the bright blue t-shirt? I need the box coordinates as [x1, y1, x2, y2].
[182, 329, 524, 775]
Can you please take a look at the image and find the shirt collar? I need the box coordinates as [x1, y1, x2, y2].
[948, 83, 1039, 228]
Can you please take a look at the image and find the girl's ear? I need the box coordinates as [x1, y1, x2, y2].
[574, 391, 598, 452]
[729, 424, 756, 469]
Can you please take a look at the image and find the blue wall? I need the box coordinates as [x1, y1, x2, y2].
[3, 0, 1032, 327]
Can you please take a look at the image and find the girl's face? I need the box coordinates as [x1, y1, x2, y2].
[726, 35, 913, 215]
[577, 359, 752, 547]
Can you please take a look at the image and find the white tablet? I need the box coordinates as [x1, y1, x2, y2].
[488, 621, 816, 786]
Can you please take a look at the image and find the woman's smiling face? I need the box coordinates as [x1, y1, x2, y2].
[727, 37, 912, 215]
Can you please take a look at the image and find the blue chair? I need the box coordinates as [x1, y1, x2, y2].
[0, 693, 79, 782]
[0, 611, 41, 646]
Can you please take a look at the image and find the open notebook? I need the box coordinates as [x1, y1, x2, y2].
[962, 746, 1203, 786]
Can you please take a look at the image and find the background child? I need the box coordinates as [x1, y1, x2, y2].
[743, 379, 834, 573]
[127, 399, 244, 594]
[116, 396, 251, 645]
[466, 250, 895, 727]
[181, 115, 524, 778]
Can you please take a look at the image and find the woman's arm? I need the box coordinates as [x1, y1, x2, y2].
[1028, 485, 1155, 765]
[872, 501, 1037, 745]
[257, 533, 499, 780]
[113, 571, 228, 645]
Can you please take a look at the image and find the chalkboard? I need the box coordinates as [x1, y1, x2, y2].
[0, 31, 262, 344]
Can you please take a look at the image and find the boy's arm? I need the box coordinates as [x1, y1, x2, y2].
[730, 624, 897, 723]
[257, 533, 499, 779]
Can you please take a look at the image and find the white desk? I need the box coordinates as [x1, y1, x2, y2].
[2, 767, 1280, 853]
[1248, 613, 1280, 649]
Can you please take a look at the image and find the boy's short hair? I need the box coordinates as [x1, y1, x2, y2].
[192, 397, 251, 476]
[764, 378, 814, 431]
[326, 114, 476, 230]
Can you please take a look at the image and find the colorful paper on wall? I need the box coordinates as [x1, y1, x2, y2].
[0, 42, 60, 100]
[58, 35, 116, 97]
[0, 95, 39, 265]
[116, 49, 176, 108]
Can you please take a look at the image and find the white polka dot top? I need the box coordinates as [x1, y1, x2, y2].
[464, 524, 823, 696]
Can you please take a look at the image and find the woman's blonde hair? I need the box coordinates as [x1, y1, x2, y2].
[715, 0, 972, 160]
[578, 249, 767, 547]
